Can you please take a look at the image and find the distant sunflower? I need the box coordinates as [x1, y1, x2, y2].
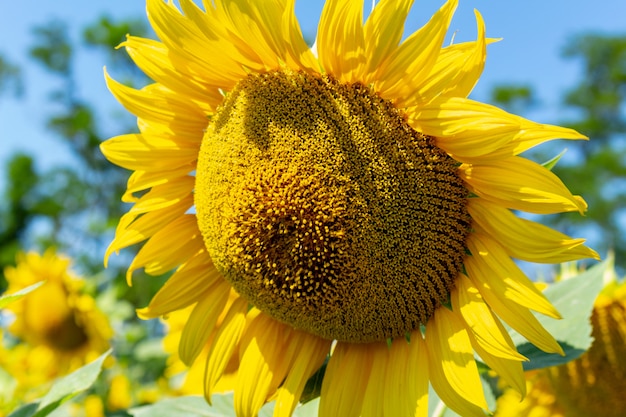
[0, 251, 111, 405]
[101, 0, 599, 415]
[495, 263, 626, 417]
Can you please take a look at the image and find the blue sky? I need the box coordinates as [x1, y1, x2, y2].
[1, 0, 625, 187]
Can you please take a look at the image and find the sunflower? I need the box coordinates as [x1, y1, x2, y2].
[101, 0, 599, 415]
[495, 262, 626, 417]
[0, 251, 111, 409]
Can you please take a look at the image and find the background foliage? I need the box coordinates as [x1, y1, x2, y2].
[0, 15, 170, 416]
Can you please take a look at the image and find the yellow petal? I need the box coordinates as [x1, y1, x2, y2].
[215, 0, 317, 71]
[426, 307, 488, 410]
[412, 10, 488, 105]
[127, 175, 195, 216]
[279, 0, 321, 71]
[177, 0, 262, 71]
[408, 97, 587, 163]
[374, 0, 457, 101]
[123, 167, 192, 203]
[409, 97, 530, 159]
[461, 156, 587, 214]
[121, 36, 222, 102]
[499, 124, 588, 158]
[201, 0, 318, 72]
[100, 134, 198, 171]
[469, 331, 527, 398]
[468, 199, 600, 263]
[273, 333, 330, 417]
[147, 0, 252, 86]
[384, 333, 429, 417]
[235, 313, 292, 417]
[105, 72, 216, 134]
[105, 195, 192, 266]
[452, 274, 527, 361]
[429, 376, 486, 417]
[265, 328, 311, 403]
[127, 214, 203, 280]
[362, 0, 413, 82]
[317, 0, 366, 82]
[126, 176, 194, 217]
[204, 296, 248, 403]
[137, 252, 221, 318]
[466, 232, 561, 319]
[465, 269, 564, 355]
[360, 343, 389, 417]
[179, 279, 231, 366]
[319, 342, 374, 417]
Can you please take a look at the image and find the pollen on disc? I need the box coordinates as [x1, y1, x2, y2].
[195, 69, 471, 343]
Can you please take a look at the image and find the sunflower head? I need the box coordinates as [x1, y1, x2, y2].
[496, 261, 626, 417]
[196, 69, 471, 343]
[102, 0, 599, 415]
[1, 251, 112, 386]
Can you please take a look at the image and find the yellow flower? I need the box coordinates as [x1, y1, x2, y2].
[82, 395, 105, 417]
[0, 251, 112, 404]
[495, 263, 626, 417]
[100, 1, 599, 415]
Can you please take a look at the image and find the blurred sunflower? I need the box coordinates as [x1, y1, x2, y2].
[495, 262, 626, 417]
[0, 251, 111, 407]
[101, 0, 599, 416]
[160, 305, 205, 395]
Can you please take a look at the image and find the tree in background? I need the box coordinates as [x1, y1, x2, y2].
[0, 17, 148, 286]
[0, 54, 22, 97]
[0, 16, 170, 413]
[557, 34, 626, 269]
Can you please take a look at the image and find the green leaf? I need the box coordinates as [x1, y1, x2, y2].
[300, 360, 327, 404]
[541, 148, 567, 171]
[427, 374, 497, 417]
[0, 366, 17, 401]
[129, 394, 275, 417]
[7, 404, 39, 417]
[0, 281, 45, 309]
[511, 260, 607, 371]
[127, 393, 324, 417]
[128, 396, 219, 417]
[292, 398, 320, 417]
[8, 349, 111, 417]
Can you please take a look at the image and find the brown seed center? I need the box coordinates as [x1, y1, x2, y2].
[195, 69, 471, 342]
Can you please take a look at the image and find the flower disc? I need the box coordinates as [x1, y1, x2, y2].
[195, 70, 471, 343]
[24, 284, 89, 351]
[548, 294, 626, 416]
